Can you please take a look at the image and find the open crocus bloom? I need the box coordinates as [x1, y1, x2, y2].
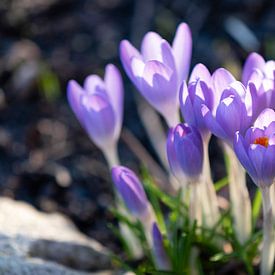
[201, 80, 255, 146]
[67, 64, 123, 151]
[234, 108, 275, 187]
[180, 65, 238, 140]
[120, 23, 192, 127]
[167, 123, 203, 183]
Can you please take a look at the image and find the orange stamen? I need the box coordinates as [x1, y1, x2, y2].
[254, 137, 269, 148]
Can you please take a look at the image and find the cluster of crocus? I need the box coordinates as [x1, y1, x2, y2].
[67, 22, 275, 274]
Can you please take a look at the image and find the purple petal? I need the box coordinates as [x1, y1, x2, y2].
[265, 121, 275, 137]
[130, 57, 145, 89]
[120, 40, 142, 81]
[268, 133, 275, 145]
[249, 69, 264, 89]
[229, 81, 246, 99]
[179, 81, 196, 126]
[141, 31, 163, 62]
[189, 63, 211, 84]
[167, 127, 183, 179]
[140, 60, 178, 117]
[160, 41, 177, 72]
[201, 104, 228, 141]
[234, 132, 257, 181]
[247, 82, 266, 121]
[179, 81, 189, 107]
[254, 108, 275, 129]
[84, 75, 105, 94]
[80, 93, 116, 148]
[248, 144, 266, 186]
[172, 23, 192, 83]
[264, 60, 275, 79]
[192, 95, 211, 136]
[104, 64, 124, 137]
[242, 52, 265, 86]
[174, 126, 203, 179]
[111, 166, 149, 216]
[215, 95, 248, 142]
[67, 80, 85, 123]
[152, 223, 171, 271]
[212, 68, 236, 112]
[261, 145, 275, 187]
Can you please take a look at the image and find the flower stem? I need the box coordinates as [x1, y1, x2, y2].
[260, 185, 275, 275]
[103, 143, 120, 168]
[201, 139, 220, 228]
[189, 182, 202, 227]
[165, 108, 180, 128]
[224, 143, 251, 244]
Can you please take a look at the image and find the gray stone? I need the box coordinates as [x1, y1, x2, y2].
[0, 197, 113, 274]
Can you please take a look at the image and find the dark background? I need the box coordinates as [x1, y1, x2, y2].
[0, 0, 274, 252]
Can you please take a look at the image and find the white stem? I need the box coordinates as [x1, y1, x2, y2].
[189, 182, 202, 227]
[139, 205, 157, 248]
[260, 186, 275, 275]
[165, 108, 181, 128]
[117, 200, 143, 259]
[224, 143, 251, 244]
[201, 140, 220, 228]
[102, 143, 120, 168]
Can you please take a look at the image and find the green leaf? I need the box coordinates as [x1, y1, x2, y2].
[38, 64, 61, 101]
[252, 189, 262, 229]
[214, 177, 228, 191]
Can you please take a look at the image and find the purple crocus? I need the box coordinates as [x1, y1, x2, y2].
[242, 53, 275, 112]
[202, 81, 254, 146]
[151, 223, 171, 271]
[180, 65, 237, 140]
[67, 64, 123, 158]
[120, 23, 192, 127]
[167, 123, 203, 183]
[111, 166, 149, 217]
[234, 108, 275, 274]
[234, 108, 275, 188]
[242, 52, 275, 88]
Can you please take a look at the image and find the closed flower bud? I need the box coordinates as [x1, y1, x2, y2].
[167, 123, 203, 183]
[111, 166, 149, 217]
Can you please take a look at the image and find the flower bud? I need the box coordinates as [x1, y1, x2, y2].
[167, 123, 203, 183]
[111, 166, 149, 217]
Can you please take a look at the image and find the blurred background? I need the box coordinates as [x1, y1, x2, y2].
[0, 0, 274, 252]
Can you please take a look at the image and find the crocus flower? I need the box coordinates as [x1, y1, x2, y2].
[242, 53, 275, 112]
[120, 23, 192, 127]
[151, 223, 171, 271]
[180, 65, 237, 140]
[242, 52, 275, 88]
[234, 108, 275, 188]
[167, 123, 203, 183]
[202, 81, 253, 146]
[111, 166, 149, 217]
[234, 108, 275, 275]
[67, 64, 123, 156]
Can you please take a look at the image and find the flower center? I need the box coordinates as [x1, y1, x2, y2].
[253, 136, 269, 147]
